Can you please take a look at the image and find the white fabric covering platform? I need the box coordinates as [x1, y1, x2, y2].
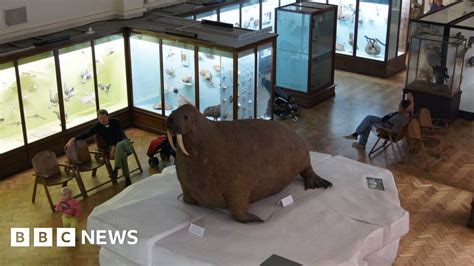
[88, 152, 409, 266]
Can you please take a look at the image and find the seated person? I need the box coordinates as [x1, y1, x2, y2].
[344, 93, 414, 150]
[65, 109, 133, 186]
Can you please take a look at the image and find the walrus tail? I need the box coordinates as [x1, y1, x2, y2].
[300, 164, 333, 189]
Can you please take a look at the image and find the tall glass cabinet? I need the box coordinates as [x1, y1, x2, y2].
[275, 2, 336, 107]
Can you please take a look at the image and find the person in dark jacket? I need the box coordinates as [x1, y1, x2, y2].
[65, 109, 133, 186]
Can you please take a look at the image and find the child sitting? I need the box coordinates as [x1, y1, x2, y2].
[55, 187, 81, 228]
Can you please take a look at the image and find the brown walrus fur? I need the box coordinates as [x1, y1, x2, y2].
[166, 104, 332, 223]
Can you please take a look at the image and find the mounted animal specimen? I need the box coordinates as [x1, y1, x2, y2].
[165, 105, 332, 223]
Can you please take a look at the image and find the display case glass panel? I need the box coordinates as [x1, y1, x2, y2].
[406, 33, 465, 97]
[451, 17, 474, 113]
[242, 0, 260, 30]
[0, 62, 24, 153]
[18, 52, 62, 143]
[238, 49, 256, 119]
[276, 6, 310, 92]
[162, 40, 196, 116]
[311, 7, 335, 88]
[220, 4, 240, 27]
[281, 0, 297, 6]
[58, 42, 97, 129]
[356, 0, 389, 61]
[387, 0, 400, 60]
[198, 47, 234, 121]
[329, 0, 356, 56]
[257, 44, 272, 119]
[262, 0, 279, 31]
[196, 10, 218, 21]
[130, 33, 162, 114]
[307, 0, 327, 3]
[397, 0, 410, 56]
[94, 34, 128, 113]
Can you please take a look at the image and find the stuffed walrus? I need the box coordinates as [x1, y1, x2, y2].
[166, 104, 332, 223]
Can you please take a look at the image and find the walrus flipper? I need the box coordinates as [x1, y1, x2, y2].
[300, 165, 332, 189]
[225, 191, 264, 223]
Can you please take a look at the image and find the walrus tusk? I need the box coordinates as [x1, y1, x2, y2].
[176, 133, 190, 156]
[167, 130, 176, 151]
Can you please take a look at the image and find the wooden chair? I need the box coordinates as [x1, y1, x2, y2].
[368, 123, 408, 162]
[417, 108, 453, 147]
[64, 139, 109, 195]
[403, 118, 443, 171]
[94, 135, 143, 182]
[31, 151, 87, 212]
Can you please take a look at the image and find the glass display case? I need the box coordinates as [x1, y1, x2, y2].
[262, 0, 279, 30]
[18, 52, 63, 143]
[305, 0, 410, 77]
[196, 10, 218, 21]
[406, 33, 465, 96]
[449, 15, 473, 116]
[94, 34, 128, 113]
[58, 42, 97, 129]
[129, 31, 273, 122]
[198, 47, 234, 121]
[162, 40, 196, 116]
[219, 4, 241, 27]
[242, 0, 261, 30]
[129, 15, 276, 121]
[257, 44, 273, 119]
[130, 33, 161, 114]
[0, 62, 24, 153]
[409, 2, 474, 119]
[276, 2, 336, 107]
[405, 33, 466, 120]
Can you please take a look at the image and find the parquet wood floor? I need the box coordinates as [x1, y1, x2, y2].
[0, 70, 473, 265]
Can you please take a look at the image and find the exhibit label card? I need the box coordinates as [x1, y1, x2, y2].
[188, 223, 205, 237]
[366, 177, 385, 191]
[280, 195, 294, 207]
[260, 254, 302, 266]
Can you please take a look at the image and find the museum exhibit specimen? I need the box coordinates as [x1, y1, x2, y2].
[275, 2, 337, 107]
[89, 152, 409, 265]
[0, 12, 276, 178]
[407, 1, 473, 120]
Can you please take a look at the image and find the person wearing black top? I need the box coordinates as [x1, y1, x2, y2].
[65, 109, 133, 186]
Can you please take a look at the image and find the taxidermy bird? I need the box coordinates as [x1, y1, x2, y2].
[98, 83, 111, 95]
[63, 83, 76, 102]
[348, 33, 358, 50]
[27, 113, 46, 120]
[80, 69, 92, 84]
[49, 88, 59, 108]
[53, 110, 68, 122]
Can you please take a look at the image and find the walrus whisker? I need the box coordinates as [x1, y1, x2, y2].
[167, 130, 177, 152]
[177, 134, 190, 156]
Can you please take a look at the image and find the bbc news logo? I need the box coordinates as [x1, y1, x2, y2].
[11, 228, 138, 247]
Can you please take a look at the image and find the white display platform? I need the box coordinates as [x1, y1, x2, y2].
[88, 152, 409, 266]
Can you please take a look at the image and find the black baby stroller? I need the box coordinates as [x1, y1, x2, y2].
[273, 86, 301, 122]
[147, 135, 176, 168]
